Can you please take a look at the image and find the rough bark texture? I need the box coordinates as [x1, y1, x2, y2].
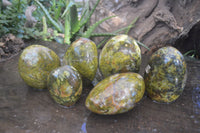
[90, 0, 200, 54]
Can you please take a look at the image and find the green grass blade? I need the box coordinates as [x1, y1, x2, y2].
[80, 8, 88, 25]
[111, 19, 138, 34]
[136, 40, 150, 51]
[114, 27, 130, 33]
[97, 37, 110, 48]
[61, 1, 75, 18]
[125, 17, 138, 34]
[82, 16, 116, 38]
[184, 50, 196, 56]
[79, 0, 100, 29]
[35, 0, 62, 32]
[90, 33, 118, 37]
[79, 0, 89, 23]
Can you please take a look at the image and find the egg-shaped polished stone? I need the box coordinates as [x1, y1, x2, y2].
[85, 73, 145, 115]
[18, 45, 60, 89]
[144, 46, 187, 103]
[99, 34, 141, 78]
[63, 38, 98, 81]
[47, 65, 82, 107]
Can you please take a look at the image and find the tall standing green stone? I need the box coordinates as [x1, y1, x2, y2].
[63, 38, 98, 81]
[99, 34, 141, 78]
[144, 46, 187, 103]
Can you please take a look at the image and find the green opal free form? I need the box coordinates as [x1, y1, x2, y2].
[47, 65, 82, 107]
[63, 38, 98, 81]
[99, 34, 141, 78]
[144, 46, 187, 103]
[85, 73, 145, 115]
[18, 45, 60, 89]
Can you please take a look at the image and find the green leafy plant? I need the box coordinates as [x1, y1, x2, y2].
[0, 0, 149, 51]
[0, 0, 43, 39]
[0, 0, 27, 38]
[35, 0, 118, 44]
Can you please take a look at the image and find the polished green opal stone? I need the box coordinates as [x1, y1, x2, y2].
[47, 65, 82, 107]
[63, 38, 98, 81]
[18, 45, 60, 89]
[144, 46, 187, 103]
[99, 34, 141, 78]
[85, 73, 145, 115]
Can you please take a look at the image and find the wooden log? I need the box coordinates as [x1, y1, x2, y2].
[90, 0, 200, 55]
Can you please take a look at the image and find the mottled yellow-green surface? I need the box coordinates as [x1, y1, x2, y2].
[99, 34, 141, 78]
[47, 65, 82, 107]
[18, 45, 60, 89]
[63, 38, 98, 81]
[144, 46, 187, 103]
[85, 72, 145, 115]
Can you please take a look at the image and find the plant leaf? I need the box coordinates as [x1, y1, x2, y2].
[54, 0, 63, 21]
[97, 37, 110, 48]
[69, 4, 80, 35]
[79, 0, 100, 29]
[82, 16, 116, 38]
[79, 0, 89, 23]
[61, 1, 75, 18]
[0, 20, 11, 23]
[125, 17, 138, 34]
[64, 14, 71, 45]
[57, 21, 65, 33]
[104, 18, 138, 34]
[90, 33, 118, 37]
[184, 50, 196, 56]
[35, 0, 62, 32]
[42, 16, 48, 40]
[136, 40, 150, 51]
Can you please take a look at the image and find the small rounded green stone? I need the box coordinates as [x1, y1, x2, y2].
[63, 38, 98, 81]
[99, 34, 141, 78]
[18, 45, 60, 89]
[85, 72, 145, 115]
[144, 46, 187, 103]
[47, 65, 82, 107]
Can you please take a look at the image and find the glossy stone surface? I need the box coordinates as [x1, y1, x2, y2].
[1, 48, 200, 133]
[18, 45, 60, 89]
[99, 34, 141, 78]
[63, 38, 98, 81]
[144, 46, 187, 103]
[85, 73, 145, 115]
[47, 65, 82, 107]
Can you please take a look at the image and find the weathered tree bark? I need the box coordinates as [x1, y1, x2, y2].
[90, 0, 200, 54]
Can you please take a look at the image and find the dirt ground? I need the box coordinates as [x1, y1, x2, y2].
[0, 34, 25, 62]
